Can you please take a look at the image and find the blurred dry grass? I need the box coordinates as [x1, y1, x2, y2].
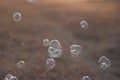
[0, 0, 120, 80]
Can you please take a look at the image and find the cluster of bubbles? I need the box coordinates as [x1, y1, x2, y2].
[16, 61, 26, 68]
[98, 56, 111, 69]
[3, 74, 17, 80]
[10, 1, 112, 79]
[43, 39, 62, 70]
[43, 38, 112, 71]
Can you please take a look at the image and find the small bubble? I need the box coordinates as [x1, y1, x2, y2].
[48, 39, 62, 58]
[17, 61, 25, 68]
[82, 76, 91, 80]
[98, 56, 111, 69]
[43, 39, 49, 46]
[80, 21, 88, 29]
[13, 12, 22, 22]
[46, 58, 55, 70]
[70, 44, 82, 57]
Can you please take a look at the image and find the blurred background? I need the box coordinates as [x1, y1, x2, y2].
[0, 0, 120, 80]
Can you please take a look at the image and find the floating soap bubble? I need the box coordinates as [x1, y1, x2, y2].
[48, 40, 62, 58]
[17, 61, 25, 68]
[5, 74, 13, 79]
[82, 76, 91, 80]
[98, 56, 111, 69]
[80, 21, 88, 29]
[13, 12, 22, 22]
[70, 44, 82, 57]
[46, 58, 55, 70]
[43, 39, 49, 46]
[26, 0, 37, 3]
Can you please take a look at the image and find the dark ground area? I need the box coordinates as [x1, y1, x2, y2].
[0, 0, 120, 80]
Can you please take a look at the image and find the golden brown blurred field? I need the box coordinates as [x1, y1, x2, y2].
[0, 0, 120, 80]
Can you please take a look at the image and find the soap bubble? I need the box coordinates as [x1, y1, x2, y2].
[82, 76, 91, 80]
[5, 74, 13, 79]
[17, 61, 25, 68]
[13, 12, 22, 22]
[80, 21, 88, 29]
[26, 0, 37, 3]
[70, 44, 82, 57]
[48, 40, 62, 58]
[46, 58, 55, 70]
[43, 39, 49, 46]
[4, 74, 17, 80]
[98, 56, 111, 69]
